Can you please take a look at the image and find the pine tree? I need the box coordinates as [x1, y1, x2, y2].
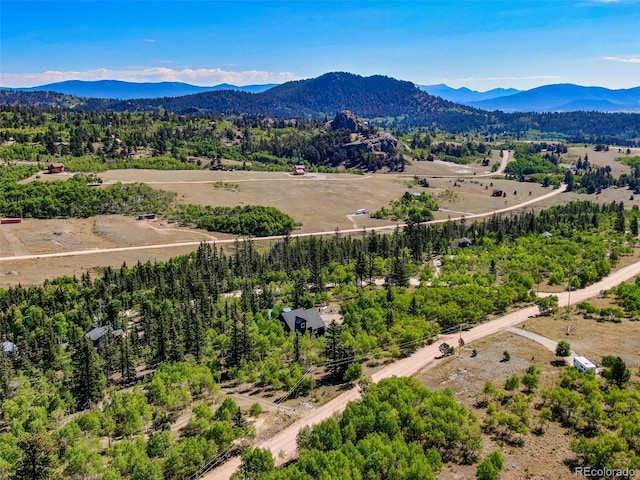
[227, 307, 243, 368]
[355, 251, 366, 287]
[0, 353, 12, 400]
[324, 321, 354, 380]
[325, 321, 342, 379]
[390, 252, 409, 287]
[119, 334, 136, 384]
[100, 330, 117, 378]
[15, 432, 58, 480]
[630, 216, 638, 236]
[152, 300, 172, 364]
[168, 315, 184, 363]
[71, 335, 106, 410]
[614, 210, 626, 233]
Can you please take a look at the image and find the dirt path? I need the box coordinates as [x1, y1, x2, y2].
[136, 220, 218, 241]
[101, 174, 373, 185]
[345, 214, 359, 229]
[420, 150, 511, 178]
[508, 327, 577, 365]
[0, 229, 29, 257]
[203, 259, 640, 479]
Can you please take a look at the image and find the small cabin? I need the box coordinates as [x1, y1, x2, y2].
[292, 165, 306, 176]
[48, 162, 65, 174]
[574, 356, 597, 374]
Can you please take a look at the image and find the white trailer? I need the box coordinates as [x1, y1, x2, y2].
[574, 356, 597, 374]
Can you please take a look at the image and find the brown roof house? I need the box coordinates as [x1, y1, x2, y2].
[48, 162, 65, 174]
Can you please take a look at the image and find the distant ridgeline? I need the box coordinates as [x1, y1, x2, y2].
[1, 72, 640, 145]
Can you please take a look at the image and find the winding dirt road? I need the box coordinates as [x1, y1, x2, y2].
[203, 257, 640, 479]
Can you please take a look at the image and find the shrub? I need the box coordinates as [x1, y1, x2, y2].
[476, 450, 504, 480]
[342, 362, 362, 383]
[249, 403, 263, 417]
[555, 341, 571, 357]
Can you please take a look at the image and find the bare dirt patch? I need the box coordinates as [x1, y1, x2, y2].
[523, 307, 640, 369]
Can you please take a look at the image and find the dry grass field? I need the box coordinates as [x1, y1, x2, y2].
[0, 152, 554, 287]
[1, 145, 639, 288]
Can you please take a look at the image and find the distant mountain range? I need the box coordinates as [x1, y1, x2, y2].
[419, 83, 640, 113]
[418, 84, 520, 104]
[2, 80, 277, 99]
[2, 78, 639, 112]
[1, 72, 639, 143]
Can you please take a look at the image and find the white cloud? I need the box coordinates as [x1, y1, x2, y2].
[144, 39, 156, 43]
[602, 56, 640, 63]
[455, 75, 561, 82]
[0, 67, 302, 87]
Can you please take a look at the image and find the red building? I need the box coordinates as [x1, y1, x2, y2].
[48, 162, 65, 174]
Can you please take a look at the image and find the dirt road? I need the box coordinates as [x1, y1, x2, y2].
[203, 259, 640, 479]
[420, 149, 510, 178]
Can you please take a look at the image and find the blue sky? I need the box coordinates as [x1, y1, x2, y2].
[1, 0, 639, 90]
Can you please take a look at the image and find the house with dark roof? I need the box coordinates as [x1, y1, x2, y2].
[86, 326, 124, 350]
[279, 308, 326, 336]
[449, 236, 472, 249]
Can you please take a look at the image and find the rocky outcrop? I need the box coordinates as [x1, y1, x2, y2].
[343, 133, 398, 153]
[331, 109, 397, 154]
[331, 110, 368, 133]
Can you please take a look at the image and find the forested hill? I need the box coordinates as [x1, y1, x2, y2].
[254, 72, 456, 118]
[0, 72, 466, 119]
[2, 72, 640, 143]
